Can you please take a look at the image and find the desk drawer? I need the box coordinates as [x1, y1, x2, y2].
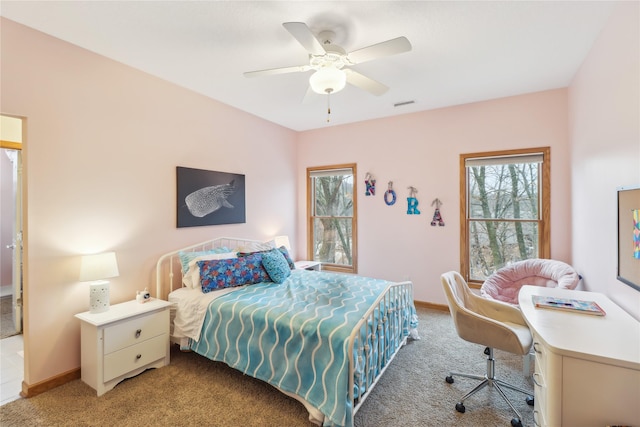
[532, 339, 546, 376]
[533, 408, 547, 427]
[531, 336, 548, 426]
[532, 370, 547, 425]
[104, 310, 168, 354]
[103, 333, 167, 382]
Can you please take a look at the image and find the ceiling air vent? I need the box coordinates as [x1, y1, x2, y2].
[394, 100, 415, 107]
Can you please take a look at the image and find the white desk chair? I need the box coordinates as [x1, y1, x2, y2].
[441, 271, 534, 427]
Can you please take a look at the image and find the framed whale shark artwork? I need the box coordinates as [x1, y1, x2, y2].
[176, 166, 246, 228]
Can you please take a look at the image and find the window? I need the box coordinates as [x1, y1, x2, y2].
[307, 164, 357, 273]
[460, 148, 550, 286]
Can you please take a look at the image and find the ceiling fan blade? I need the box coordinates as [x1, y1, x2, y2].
[244, 64, 310, 78]
[283, 22, 326, 56]
[347, 36, 412, 64]
[343, 69, 389, 96]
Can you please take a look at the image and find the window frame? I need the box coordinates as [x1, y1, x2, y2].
[306, 163, 358, 274]
[460, 147, 550, 288]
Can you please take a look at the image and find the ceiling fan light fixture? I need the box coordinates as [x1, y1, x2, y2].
[309, 67, 346, 95]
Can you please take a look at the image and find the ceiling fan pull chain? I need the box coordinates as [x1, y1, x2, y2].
[327, 90, 332, 122]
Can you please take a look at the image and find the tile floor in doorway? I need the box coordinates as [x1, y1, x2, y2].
[0, 334, 24, 406]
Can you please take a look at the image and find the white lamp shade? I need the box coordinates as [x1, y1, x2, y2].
[79, 252, 119, 282]
[273, 236, 291, 251]
[309, 67, 346, 94]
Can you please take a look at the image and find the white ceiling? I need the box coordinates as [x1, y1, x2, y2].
[1, 1, 616, 131]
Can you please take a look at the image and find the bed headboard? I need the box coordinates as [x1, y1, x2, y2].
[155, 237, 273, 300]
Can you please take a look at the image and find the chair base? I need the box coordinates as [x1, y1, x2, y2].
[445, 347, 533, 427]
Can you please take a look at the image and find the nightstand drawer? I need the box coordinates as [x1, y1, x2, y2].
[103, 333, 167, 382]
[76, 299, 172, 396]
[103, 309, 169, 354]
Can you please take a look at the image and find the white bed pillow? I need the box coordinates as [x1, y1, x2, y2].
[182, 252, 237, 289]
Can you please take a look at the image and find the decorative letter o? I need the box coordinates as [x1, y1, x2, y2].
[384, 190, 397, 206]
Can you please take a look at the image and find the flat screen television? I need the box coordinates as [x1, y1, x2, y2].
[617, 185, 640, 291]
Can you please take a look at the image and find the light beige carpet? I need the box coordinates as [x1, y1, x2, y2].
[0, 307, 534, 426]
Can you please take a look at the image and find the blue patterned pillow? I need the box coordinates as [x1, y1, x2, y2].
[179, 247, 230, 273]
[198, 254, 270, 293]
[277, 246, 296, 270]
[238, 246, 295, 270]
[262, 249, 291, 284]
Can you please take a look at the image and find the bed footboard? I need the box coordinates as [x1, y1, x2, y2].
[348, 281, 416, 415]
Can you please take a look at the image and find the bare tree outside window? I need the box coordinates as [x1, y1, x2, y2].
[461, 148, 550, 284]
[307, 165, 357, 273]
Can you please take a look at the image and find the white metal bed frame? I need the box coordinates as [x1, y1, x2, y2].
[155, 237, 415, 424]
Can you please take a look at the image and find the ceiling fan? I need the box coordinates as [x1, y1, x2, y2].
[244, 22, 412, 97]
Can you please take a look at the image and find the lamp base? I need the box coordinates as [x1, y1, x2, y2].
[89, 281, 110, 314]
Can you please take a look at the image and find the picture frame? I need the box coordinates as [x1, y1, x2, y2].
[617, 185, 640, 291]
[176, 166, 246, 228]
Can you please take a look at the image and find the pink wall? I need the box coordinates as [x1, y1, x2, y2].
[297, 89, 573, 305]
[1, 18, 298, 387]
[569, 2, 640, 319]
[2, 1, 637, 391]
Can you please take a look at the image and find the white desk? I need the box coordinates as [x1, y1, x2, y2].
[519, 286, 640, 427]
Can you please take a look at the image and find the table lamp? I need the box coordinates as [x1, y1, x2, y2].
[79, 252, 119, 314]
[272, 235, 291, 251]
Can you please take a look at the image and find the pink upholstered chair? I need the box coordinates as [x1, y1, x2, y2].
[480, 259, 580, 306]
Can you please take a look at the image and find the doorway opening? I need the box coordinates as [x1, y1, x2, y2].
[1, 114, 24, 405]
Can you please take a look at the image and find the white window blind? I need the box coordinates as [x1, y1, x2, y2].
[309, 168, 353, 178]
[465, 153, 543, 168]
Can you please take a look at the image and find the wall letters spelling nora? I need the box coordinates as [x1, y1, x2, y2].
[364, 172, 444, 226]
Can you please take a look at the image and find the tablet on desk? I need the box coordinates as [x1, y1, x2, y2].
[532, 295, 606, 316]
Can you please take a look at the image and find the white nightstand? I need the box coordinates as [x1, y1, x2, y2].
[75, 298, 172, 396]
[294, 260, 322, 271]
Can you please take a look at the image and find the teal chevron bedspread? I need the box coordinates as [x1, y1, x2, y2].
[189, 269, 417, 427]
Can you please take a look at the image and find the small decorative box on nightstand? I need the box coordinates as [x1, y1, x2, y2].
[75, 298, 172, 396]
[294, 260, 322, 271]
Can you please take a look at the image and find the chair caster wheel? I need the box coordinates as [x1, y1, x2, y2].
[511, 418, 523, 427]
[455, 403, 465, 413]
[526, 396, 534, 406]
[445, 376, 454, 384]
